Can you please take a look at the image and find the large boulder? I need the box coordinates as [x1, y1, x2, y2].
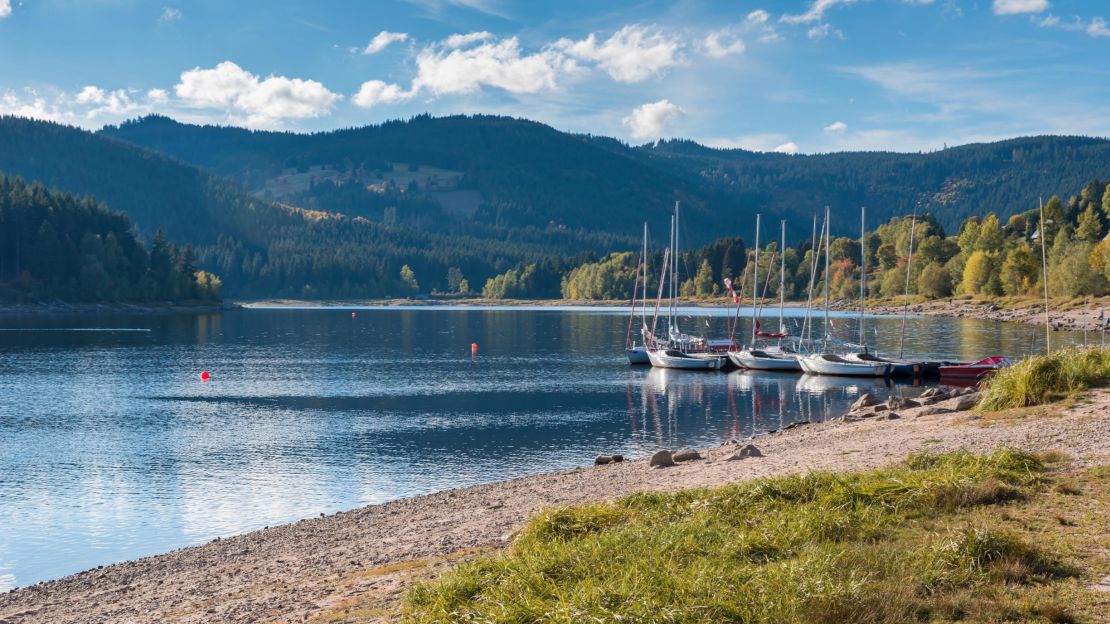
[952, 392, 981, 411]
[594, 455, 614, 465]
[726, 444, 764, 460]
[672, 448, 702, 462]
[851, 393, 880, 411]
[650, 450, 675, 468]
[915, 406, 954, 417]
[887, 396, 921, 410]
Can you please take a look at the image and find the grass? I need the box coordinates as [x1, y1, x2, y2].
[401, 449, 1109, 623]
[978, 347, 1110, 411]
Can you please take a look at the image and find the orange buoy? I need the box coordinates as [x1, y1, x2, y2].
[200, 370, 211, 381]
[471, 342, 478, 353]
[351, 311, 357, 318]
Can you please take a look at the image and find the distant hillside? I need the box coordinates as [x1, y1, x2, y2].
[102, 115, 1110, 238]
[0, 116, 619, 298]
[0, 173, 219, 303]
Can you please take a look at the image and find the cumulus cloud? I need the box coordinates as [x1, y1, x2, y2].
[744, 9, 782, 42]
[807, 23, 843, 40]
[147, 88, 169, 104]
[74, 86, 149, 119]
[992, 0, 1048, 15]
[824, 120, 847, 132]
[160, 7, 182, 22]
[774, 141, 799, 154]
[703, 29, 745, 57]
[1090, 17, 1110, 37]
[175, 61, 340, 125]
[352, 80, 412, 107]
[363, 30, 408, 54]
[746, 9, 770, 25]
[781, 0, 857, 24]
[557, 25, 682, 83]
[622, 99, 684, 140]
[0, 0, 11, 18]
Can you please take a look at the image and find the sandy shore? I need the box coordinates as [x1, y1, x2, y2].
[863, 299, 1110, 333]
[3, 389, 1108, 624]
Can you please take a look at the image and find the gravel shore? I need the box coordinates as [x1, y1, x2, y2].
[3, 390, 1108, 624]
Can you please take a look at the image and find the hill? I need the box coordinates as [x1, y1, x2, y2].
[0, 173, 219, 303]
[101, 115, 1110, 239]
[0, 116, 622, 298]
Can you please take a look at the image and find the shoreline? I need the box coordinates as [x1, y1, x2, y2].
[242, 296, 1110, 333]
[3, 389, 1108, 623]
[0, 301, 239, 317]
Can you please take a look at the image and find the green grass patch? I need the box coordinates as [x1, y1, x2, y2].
[978, 347, 1110, 411]
[402, 449, 1106, 623]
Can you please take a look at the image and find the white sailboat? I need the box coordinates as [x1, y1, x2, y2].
[729, 217, 802, 371]
[798, 206, 890, 377]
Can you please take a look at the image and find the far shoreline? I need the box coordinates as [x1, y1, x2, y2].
[0, 301, 239, 317]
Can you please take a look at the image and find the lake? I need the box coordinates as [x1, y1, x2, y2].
[0, 305, 1090, 590]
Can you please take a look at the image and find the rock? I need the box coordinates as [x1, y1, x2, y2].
[611, 454, 624, 463]
[872, 404, 889, 412]
[952, 392, 981, 411]
[915, 406, 954, 417]
[885, 412, 901, 420]
[726, 444, 764, 460]
[783, 420, 811, 430]
[851, 393, 880, 411]
[649, 450, 675, 468]
[594, 455, 613, 465]
[887, 396, 920, 410]
[672, 448, 702, 462]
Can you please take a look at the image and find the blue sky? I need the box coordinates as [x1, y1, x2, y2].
[1, 0, 1109, 152]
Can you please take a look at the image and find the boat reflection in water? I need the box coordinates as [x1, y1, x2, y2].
[628, 367, 928, 447]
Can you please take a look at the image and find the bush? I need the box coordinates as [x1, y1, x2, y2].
[978, 347, 1110, 410]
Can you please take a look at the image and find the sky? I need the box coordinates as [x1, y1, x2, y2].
[1, 0, 1110, 153]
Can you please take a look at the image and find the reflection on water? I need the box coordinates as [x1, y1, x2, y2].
[0, 306, 1093, 590]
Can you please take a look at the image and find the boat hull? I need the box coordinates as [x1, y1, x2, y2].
[844, 352, 922, 376]
[938, 356, 1012, 379]
[647, 349, 724, 370]
[627, 346, 651, 365]
[729, 350, 802, 371]
[799, 354, 891, 377]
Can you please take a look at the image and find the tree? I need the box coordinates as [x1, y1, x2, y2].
[917, 263, 952, 298]
[961, 251, 998, 295]
[400, 264, 419, 295]
[1042, 195, 1065, 246]
[692, 258, 714, 298]
[1102, 184, 1110, 222]
[957, 217, 981, 254]
[446, 266, 465, 293]
[975, 213, 1004, 251]
[999, 242, 1037, 296]
[1077, 204, 1103, 243]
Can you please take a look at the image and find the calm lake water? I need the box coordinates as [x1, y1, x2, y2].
[0, 305, 1090, 590]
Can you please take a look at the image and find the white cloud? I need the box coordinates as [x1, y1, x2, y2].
[413, 36, 573, 95]
[160, 7, 182, 23]
[807, 23, 843, 40]
[443, 31, 493, 48]
[774, 142, 799, 154]
[363, 30, 409, 54]
[0, 0, 11, 18]
[175, 61, 339, 126]
[74, 86, 149, 119]
[622, 99, 684, 140]
[781, 0, 857, 24]
[746, 9, 770, 25]
[352, 80, 412, 107]
[557, 25, 682, 83]
[992, 0, 1048, 15]
[824, 120, 847, 132]
[703, 29, 745, 57]
[1031, 12, 1109, 38]
[147, 88, 169, 104]
[0, 90, 66, 122]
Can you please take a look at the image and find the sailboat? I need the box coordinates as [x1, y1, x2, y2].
[627, 223, 652, 365]
[798, 206, 891, 377]
[729, 217, 802, 371]
[842, 206, 925, 376]
[647, 203, 725, 370]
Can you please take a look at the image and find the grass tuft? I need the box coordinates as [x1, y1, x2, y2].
[403, 449, 1097, 623]
[978, 347, 1110, 410]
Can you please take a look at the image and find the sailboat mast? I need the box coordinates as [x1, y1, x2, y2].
[823, 205, 830, 349]
[803, 213, 818, 347]
[779, 220, 786, 336]
[898, 210, 918, 358]
[751, 213, 761, 344]
[673, 201, 680, 334]
[641, 222, 648, 329]
[859, 206, 866, 348]
[668, 213, 675, 332]
[1039, 196, 1051, 354]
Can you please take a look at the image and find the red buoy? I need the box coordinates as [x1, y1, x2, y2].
[351, 311, 357, 318]
[200, 370, 211, 381]
[471, 342, 478, 353]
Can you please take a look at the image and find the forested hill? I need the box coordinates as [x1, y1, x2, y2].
[0, 174, 220, 303]
[101, 114, 1110, 237]
[0, 116, 620, 298]
[634, 135, 1110, 232]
